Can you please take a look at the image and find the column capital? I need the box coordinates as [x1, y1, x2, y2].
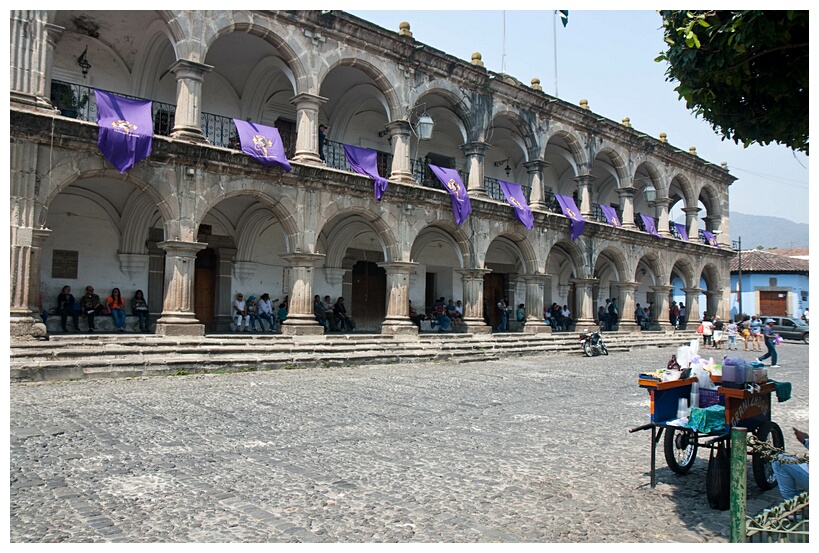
[157, 240, 207, 256]
[168, 59, 214, 81]
[385, 119, 412, 134]
[290, 92, 328, 108]
[682, 287, 703, 295]
[459, 141, 491, 156]
[570, 277, 599, 287]
[616, 281, 640, 292]
[704, 289, 723, 298]
[616, 186, 637, 198]
[456, 268, 492, 279]
[652, 197, 671, 208]
[281, 252, 326, 267]
[682, 206, 702, 215]
[523, 159, 550, 171]
[651, 284, 674, 293]
[377, 261, 419, 274]
[572, 174, 597, 185]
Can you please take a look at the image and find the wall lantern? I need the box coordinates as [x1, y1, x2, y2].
[494, 158, 511, 178]
[415, 111, 434, 141]
[643, 182, 657, 202]
[77, 46, 91, 78]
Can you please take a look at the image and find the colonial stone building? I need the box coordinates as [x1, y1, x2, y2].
[9, 10, 735, 339]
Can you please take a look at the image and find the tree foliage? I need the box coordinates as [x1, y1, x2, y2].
[656, 11, 808, 155]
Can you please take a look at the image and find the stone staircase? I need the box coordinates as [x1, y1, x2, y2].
[10, 328, 703, 382]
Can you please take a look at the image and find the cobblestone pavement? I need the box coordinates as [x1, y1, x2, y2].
[10, 342, 810, 543]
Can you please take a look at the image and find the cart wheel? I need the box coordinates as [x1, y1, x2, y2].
[752, 422, 785, 490]
[583, 342, 592, 357]
[664, 427, 698, 474]
[601, 344, 609, 355]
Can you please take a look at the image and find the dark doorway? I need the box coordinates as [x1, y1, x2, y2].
[351, 261, 387, 330]
[483, 273, 506, 329]
[425, 273, 437, 314]
[194, 249, 216, 331]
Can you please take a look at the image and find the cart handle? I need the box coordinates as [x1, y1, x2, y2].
[704, 433, 730, 446]
[629, 423, 655, 433]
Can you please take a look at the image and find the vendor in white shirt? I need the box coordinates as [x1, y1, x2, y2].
[773, 427, 809, 500]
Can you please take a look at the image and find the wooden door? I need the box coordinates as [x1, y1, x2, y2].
[351, 261, 386, 330]
[483, 273, 506, 329]
[759, 291, 787, 316]
[194, 249, 216, 330]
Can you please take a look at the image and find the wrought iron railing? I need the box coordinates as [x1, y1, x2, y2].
[588, 203, 607, 223]
[745, 492, 810, 543]
[669, 222, 684, 240]
[323, 140, 392, 178]
[483, 177, 532, 204]
[543, 191, 562, 214]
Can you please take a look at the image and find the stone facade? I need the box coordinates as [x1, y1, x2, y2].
[9, 10, 735, 339]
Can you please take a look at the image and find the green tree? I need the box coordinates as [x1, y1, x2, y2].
[656, 11, 808, 154]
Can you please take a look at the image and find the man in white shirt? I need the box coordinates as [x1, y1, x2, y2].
[256, 293, 276, 332]
[773, 427, 809, 500]
[232, 293, 250, 331]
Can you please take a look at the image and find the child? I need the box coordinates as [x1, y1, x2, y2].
[725, 319, 739, 350]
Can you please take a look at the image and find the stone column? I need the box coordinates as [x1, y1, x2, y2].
[654, 198, 671, 237]
[42, 23, 64, 110]
[522, 274, 551, 334]
[279, 253, 325, 335]
[650, 284, 674, 332]
[10, 11, 55, 110]
[378, 261, 419, 336]
[460, 142, 490, 199]
[456, 268, 492, 334]
[154, 240, 207, 336]
[682, 287, 703, 325]
[523, 160, 549, 209]
[616, 186, 637, 229]
[147, 240, 165, 316]
[10, 227, 51, 338]
[168, 59, 212, 143]
[573, 174, 597, 217]
[616, 281, 641, 332]
[571, 278, 598, 329]
[215, 247, 236, 331]
[705, 290, 723, 321]
[683, 207, 701, 241]
[386, 120, 414, 184]
[290, 92, 328, 165]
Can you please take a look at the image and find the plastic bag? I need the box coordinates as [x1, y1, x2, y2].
[706, 441, 730, 510]
[691, 364, 712, 389]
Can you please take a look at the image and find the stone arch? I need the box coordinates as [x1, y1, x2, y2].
[317, 56, 402, 122]
[234, 205, 283, 262]
[132, 18, 179, 98]
[698, 182, 723, 220]
[411, 218, 473, 268]
[700, 262, 723, 291]
[669, 172, 696, 208]
[483, 226, 539, 275]
[120, 191, 160, 254]
[410, 226, 465, 269]
[196, 187, 299, 253]
[318, 208, 400, 267]
[201, 16, 308, 93]
[545, 239, 586, 281]
[593, 245, 629, 283]
[669, 255, 697, 289]
[544, 127, 587, 170]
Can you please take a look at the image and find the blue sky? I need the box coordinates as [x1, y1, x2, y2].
[349, 8, 810, 226]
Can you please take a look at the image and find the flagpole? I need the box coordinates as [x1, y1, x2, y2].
[502, 11, 507, 74]
[553, 10, 558, 96]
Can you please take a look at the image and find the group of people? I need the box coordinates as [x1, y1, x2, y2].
[699, 313, 780, 368]
[545, 303, 572, 331]
[407, 298, 465, 332]
[597, 298, 620, 331]
[313, 295, 356, 332]
[55, 285, 150, 333]
[232, 293, 287, 332]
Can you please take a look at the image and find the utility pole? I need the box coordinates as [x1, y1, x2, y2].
[733, 237, 743, 317]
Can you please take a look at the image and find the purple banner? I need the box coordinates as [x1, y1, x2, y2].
[343, 144, 389, 200]
[702, 230, 720, 247]
[640, 214, 663, 238]
[233, 119, 292, 172]
[674, 223, 689, 241]
[554, 194, 585, 240]
[599, 204, 621, 227]
[94, 89, 153, 174]
[498, 180, 534, 230]
[428, 164, 471, 226]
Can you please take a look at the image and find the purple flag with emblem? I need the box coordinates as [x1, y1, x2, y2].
[498, 180, 534, 230]
[599, 204, 621, 227]
[674, 223, 689, 241]
[702, 230, 720, 248]
[640, 214, 663, 238]
[343, 144, 389, 200]
[233, 119, 292, 172]
[94, 89, 153, 174]
[554, 194, 585, 240]
[428, 164, 471, 226]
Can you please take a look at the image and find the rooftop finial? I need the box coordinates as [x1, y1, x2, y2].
[398, 21, 412, 37]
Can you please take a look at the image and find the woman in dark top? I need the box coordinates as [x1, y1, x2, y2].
[57, 285, 79, 332]
[131, 290, 150, 332]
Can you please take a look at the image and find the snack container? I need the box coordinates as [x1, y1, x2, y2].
[753, 368, 768, 384]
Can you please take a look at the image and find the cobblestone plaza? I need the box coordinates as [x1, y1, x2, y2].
[10, 344, 809, 543]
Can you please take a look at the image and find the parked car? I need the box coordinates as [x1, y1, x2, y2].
[759, 315, 809, 344]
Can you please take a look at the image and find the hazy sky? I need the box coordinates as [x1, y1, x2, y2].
[350, 8, 810, 226]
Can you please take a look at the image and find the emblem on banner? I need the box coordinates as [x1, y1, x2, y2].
[111, 119, 138, 135]
[252, 134, 274, 157]
[446, 178, 461, 194]
[509, 196, 523, 209]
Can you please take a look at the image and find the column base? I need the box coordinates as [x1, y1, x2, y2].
[650, 322, 675, 332]
[280, 316, 325, 336]
[171, 129, 208, 143]
[574, 318, 598, 331]
[530, 201, 548, 210]
[154, 322, 205, 336]
[381, 321, 419, 336]
[292, 151, 324, 165]
[617, 321, 641, 333]
[389, 171, 415, 184]
[461, 320, 492, 334]
[9, 314, 48, 340]
[523, 321, 552, 334]
[469, 189, 489, 200]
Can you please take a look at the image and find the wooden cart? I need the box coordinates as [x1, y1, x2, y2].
[630, 376, 783, 502]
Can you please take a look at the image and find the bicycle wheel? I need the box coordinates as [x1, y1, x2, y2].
[664, 427, 698, 474]
[752, 422, 785, 490]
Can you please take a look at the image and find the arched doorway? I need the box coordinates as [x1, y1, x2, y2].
[351, 260, 386, 330]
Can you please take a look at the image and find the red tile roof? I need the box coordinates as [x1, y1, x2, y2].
[730, 249, 809, 274]
[767, 247, 809, 259]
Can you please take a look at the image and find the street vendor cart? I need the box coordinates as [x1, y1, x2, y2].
[630, 374, 784, 507]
